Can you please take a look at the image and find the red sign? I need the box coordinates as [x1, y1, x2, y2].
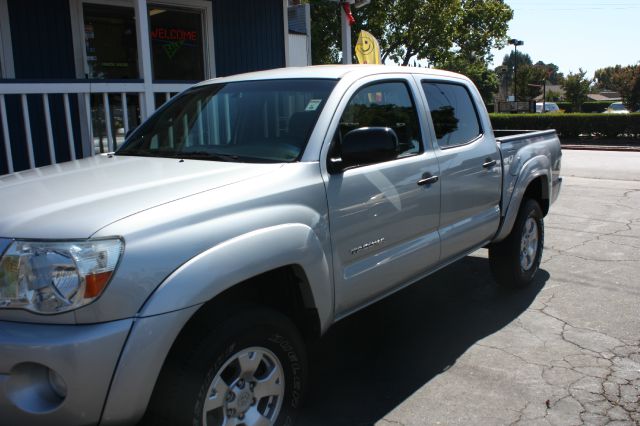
[151, 27, 197, 42]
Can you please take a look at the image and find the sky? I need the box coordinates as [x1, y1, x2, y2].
[489, 0, 640, 79]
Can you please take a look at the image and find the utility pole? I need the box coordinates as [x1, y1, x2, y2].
[509, 39, 524, 103]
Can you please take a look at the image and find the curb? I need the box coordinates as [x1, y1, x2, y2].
[561, 144, 640, 152]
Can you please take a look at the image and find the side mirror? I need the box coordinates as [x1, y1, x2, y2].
[330, 127, 398, 173]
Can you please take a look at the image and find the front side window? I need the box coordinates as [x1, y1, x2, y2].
[422, 82, 481, 148]
[336, 81, 422, 160]
[118, 79, 337, 163]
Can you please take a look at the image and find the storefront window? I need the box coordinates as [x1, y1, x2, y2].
[83, 3, 139, 79]
[148, 5, 205, 81]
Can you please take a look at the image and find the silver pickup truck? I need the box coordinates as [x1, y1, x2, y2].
[0, 65, 561, 426]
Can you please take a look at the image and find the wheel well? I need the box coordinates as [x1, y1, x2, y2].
[175, 266, 321, 344]
[141, 266, 318, 424]
[524, 176, 549, 216]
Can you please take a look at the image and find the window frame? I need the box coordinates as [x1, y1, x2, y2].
[421, 79, 484, 150]
[70, 0, 215, 81]
[332, 78, 425, 166]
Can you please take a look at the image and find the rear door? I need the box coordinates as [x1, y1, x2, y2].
[419, 79, 502, 261]
[322, 75, 441, 317]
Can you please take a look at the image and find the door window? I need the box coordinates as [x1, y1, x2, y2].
[337, 81, 422, 160]
[83, 3, 139, 79]
[149, 5, 205, 81]
[422, 82, 482, 148]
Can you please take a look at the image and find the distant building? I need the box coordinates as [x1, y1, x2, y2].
[587, 91, 622, 102]
[287, 1, 311, 67]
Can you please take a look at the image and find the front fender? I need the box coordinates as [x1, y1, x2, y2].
[494, 155, 551, 242]
[138, 223, 333, 332]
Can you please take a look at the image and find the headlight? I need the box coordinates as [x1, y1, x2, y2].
[0, 238, 123, 314]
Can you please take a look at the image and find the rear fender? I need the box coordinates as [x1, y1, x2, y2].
[494, 156, 551, 242]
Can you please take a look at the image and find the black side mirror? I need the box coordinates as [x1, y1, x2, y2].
[329, 127, 398, 173]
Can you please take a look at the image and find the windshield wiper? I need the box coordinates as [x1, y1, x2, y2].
[117, 148, 177, 158]
[177, 151, 241, 162]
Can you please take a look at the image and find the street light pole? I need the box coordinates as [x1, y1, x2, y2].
[509, 39, 524, 104]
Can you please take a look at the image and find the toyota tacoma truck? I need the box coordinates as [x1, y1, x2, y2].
[0, 65, 562, 426]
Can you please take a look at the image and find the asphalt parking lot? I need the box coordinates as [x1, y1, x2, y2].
[299, 149, 640, 425]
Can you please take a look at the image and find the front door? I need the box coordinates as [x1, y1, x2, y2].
[324, 77, 441, 317]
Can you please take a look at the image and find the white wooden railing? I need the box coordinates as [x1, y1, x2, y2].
[0, 81, 191, 173]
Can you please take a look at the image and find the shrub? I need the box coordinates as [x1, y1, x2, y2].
[489, 113, 640, 138]
[581, 101, 613, 113]
[555, 102, 573, 112]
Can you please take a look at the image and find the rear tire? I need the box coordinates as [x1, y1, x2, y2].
[489, 199, 544, 288]
[144, 307, 306, 426]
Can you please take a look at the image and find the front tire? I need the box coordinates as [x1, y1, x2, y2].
[145, 307, 306, 426]
[489, 199, 544, 288]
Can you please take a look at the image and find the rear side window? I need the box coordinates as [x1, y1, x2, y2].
[337, 81, 422, 159]
[422, 82, 481, 148]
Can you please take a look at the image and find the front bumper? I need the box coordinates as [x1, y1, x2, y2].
[0, 319, 132, 426]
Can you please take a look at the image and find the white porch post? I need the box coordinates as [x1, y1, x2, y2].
[340, 1, 353, 65]
[134, 0, 155, 118]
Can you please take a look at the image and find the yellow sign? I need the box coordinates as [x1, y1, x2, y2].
[355, 30, 381, 64]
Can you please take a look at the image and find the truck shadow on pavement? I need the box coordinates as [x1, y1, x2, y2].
[298, 252, 549, 426]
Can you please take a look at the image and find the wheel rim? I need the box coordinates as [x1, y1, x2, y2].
[202, 346, 285, 426]
[520, 217, 539, 271]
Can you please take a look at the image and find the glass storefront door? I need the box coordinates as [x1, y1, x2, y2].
[83, 3, 139, 79]
[148, 5, 205, 81]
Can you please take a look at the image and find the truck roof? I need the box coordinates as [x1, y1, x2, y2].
[195, 65, 469, 86]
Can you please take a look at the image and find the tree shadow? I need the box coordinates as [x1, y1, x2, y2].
[298, 252, 550, 426]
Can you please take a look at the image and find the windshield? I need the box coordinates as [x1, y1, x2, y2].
[118, 79, 337, 162]
[610, 103, 625, 111]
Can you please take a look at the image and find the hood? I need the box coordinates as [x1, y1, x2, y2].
[0, 155, 282, 239]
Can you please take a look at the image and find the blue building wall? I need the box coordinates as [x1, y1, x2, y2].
[213, 0, 286, 77]
[1, 0, 81, 175]
[0, 0, 287, 175]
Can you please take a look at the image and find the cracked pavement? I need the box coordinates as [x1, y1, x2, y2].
[299, 150, 639, 426]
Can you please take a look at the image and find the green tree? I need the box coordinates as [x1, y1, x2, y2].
[310, 0, 513, 67]
[441, 55, 499, 104]
[516, 64, 548, 100]
[499, 54, 565, 101]
[310, 1, 341, 64]
[610, 64, 640, 111]
[499, 50, 531, 99]
[593, 65, 624, 91]
[563, 69, 592, 111]
[534, 61, 564, 85]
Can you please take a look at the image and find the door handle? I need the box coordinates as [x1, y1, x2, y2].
[417, 174, 439, 186]
[482, 158, 497, 169]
